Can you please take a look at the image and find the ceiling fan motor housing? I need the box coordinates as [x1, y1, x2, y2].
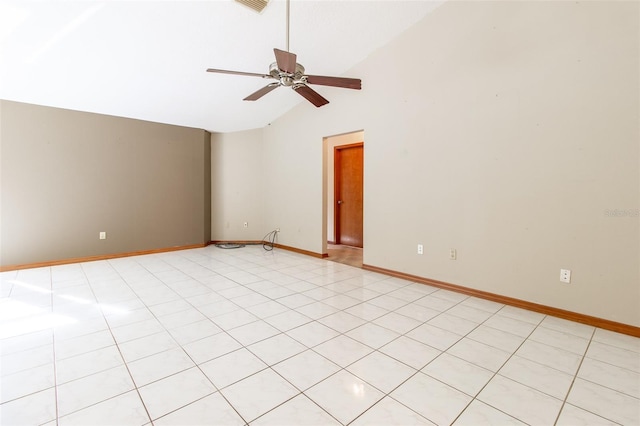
[269, 62, 305, 86]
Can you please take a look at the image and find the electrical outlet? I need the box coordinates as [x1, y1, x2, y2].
[449, 248, 457, 260]
[99, 231, 107, 240]
[243, 222, 248, 228]
[560, 269, 571, 283]
[417, 244, 424, 255]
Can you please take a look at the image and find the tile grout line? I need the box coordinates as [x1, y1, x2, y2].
[10, 249, 420, 425]
[343, 288, 509, 424]
[299, 283, 480, 425]
[168, 249, 512, 425]
[80, 260, 155, 425]
[446, 302, 547, 425]
[419, 300, 519, 424]
[112, 255, 249, 425]
[171, 247, 391, 425]
[205, 247, 358, 424]
[49, 266, 60, 426]
[452, 315, 615, 424]
[176, 251, 340, 425]
[551, 326, 596, 426]
[125, 251, 274, 424]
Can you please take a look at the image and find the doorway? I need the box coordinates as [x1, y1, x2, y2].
[322, 131, 364, 268]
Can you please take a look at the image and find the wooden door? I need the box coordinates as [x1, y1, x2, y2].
[335, 143, 363, 247]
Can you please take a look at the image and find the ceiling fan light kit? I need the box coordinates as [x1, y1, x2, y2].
[208, 0, 361, 107]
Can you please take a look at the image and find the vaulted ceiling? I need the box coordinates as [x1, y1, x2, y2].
[0, 1, 443, 132]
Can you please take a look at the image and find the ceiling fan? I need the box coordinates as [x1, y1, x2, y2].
[206, 0, 362, 107]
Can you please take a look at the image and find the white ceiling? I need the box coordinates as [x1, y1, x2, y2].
[0, 1, 442, 133]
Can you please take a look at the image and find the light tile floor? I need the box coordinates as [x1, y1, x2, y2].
[1, 245, 639, 425]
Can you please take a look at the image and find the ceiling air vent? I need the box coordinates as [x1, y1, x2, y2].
[235, 0, 268, 13]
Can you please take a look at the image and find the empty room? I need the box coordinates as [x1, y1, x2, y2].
[1, 0, 638, 425]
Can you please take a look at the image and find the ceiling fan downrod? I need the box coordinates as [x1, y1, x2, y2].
[286, 0, 290, 52]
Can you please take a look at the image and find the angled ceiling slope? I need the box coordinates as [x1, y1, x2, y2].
[0, 1, 443, 133]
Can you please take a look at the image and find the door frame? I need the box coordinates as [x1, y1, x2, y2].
[321, 130, 364, 257]
[334, 142, 364, 246]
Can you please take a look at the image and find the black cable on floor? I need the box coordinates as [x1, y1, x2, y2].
[262, 229, 279, 251]
[214, 243, 245, 249]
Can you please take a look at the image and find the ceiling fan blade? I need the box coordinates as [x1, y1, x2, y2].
[294, 84, 329, 107]
[305, 75, 362, 90]
[206, 68, 271, 78]
[244, 82, 281, 101]
[273, 48, 297, 74]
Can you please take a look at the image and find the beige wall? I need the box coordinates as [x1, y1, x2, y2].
[262, 102, 363, 253]
[0, 100, 211, 267]
[210, 129, 266, 241]
[261, 1, 640, 326]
